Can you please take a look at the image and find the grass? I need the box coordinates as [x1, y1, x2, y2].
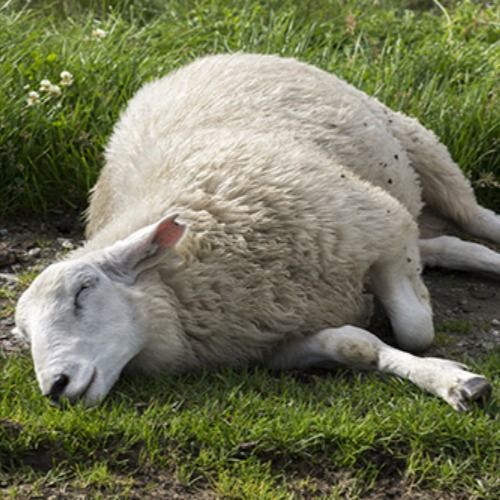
[0, 270, 40, 319]
[0, 0, 499, 216]
[437, 319, 475, 335]
[1, 0, 500, 497]
[1, 353, 499, 498]
[434, 319, 474, 347]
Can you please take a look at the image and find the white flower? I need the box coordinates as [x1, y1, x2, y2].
[47, 84, 62, 97]
[39, 79, 52, 92]
[26, 91, 40, 106]
[60, 70, 74, 86]
[92, 28, 107, 40]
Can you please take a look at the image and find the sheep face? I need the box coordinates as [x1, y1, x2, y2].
[13, 214, 186, 405]
[14, 260, 142, 405]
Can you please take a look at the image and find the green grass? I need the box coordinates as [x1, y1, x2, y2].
[0, 269, 42, 319]
[434, 319, 487, 347]
[437, 319, 474, 335]
[1, 353, 499, 498]
[0, 0, 499, 216]
[1, 1, 500, 497]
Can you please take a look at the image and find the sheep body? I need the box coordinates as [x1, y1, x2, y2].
[78, 54, 422, 373]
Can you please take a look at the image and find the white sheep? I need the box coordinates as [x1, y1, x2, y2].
[15, 54, 500, 410]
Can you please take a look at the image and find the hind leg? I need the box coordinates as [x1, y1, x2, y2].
[266, 325, 491, 411]
[461, 206, 500, 246]
[420, 236, 500, 275]
[385, 108, 500, 245]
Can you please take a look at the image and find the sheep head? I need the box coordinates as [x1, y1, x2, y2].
[13, 214, 186, 406]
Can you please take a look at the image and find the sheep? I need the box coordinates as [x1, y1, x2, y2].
[14, 53, 499, 410]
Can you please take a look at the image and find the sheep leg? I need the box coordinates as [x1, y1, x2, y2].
[419, 236, 500, 276]
[388, 108, 500, 245]
[461, 206, 500, 245]
[267, 325, 491, 411]
[369, 252, 434, 352]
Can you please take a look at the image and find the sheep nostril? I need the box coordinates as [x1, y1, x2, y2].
[47, 373, 70, 403]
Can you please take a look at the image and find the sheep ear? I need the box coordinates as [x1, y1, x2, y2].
[99, 214, 187, 283]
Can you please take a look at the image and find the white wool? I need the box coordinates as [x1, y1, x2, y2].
[76, 54, 425, 373]
[87, 54, 425, 238]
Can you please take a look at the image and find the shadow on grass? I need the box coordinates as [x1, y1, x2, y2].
[1, 353, 498, 497]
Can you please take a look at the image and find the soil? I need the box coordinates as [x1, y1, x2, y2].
[1, 216, 499, 499]
[0, 216, 85, 355]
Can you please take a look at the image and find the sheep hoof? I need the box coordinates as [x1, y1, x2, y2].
[459, 376, 492, 402]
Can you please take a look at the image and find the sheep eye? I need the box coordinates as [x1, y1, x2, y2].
[73, 274, 99, 311]
[74, 284, 89, 310]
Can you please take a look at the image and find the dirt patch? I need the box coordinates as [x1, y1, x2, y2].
[368, 267, 500, 361]
[422, 269, 500, 359]
[0, 216, 84, 354]
[2, 475, 216, 500]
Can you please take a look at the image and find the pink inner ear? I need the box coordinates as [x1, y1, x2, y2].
[154, 216, 186, 248]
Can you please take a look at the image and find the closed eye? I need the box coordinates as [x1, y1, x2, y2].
[74, 284, 89, 311]
[73, 273, 100, 312]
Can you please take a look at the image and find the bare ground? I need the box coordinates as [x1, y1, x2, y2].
[1, 216, 499, 499]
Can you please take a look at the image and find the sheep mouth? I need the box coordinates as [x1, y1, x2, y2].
[74, 367, 97, 403]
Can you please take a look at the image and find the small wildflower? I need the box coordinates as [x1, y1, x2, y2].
[39, 79, 52, 92]
[92, 28, 107, 40]
[47, 84, 62, 97]
[346, 13, 357, 34]
[26, 91, 40, 106]
[475, 172, 500, 189]
[60, 70, 74, 86]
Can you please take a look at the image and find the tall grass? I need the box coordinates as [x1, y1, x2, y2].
[0, 0, 498, 217]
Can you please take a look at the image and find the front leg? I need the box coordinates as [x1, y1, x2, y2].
[266, 326, 491, 411]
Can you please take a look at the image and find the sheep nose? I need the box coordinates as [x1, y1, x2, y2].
[47, 373, 70, 403]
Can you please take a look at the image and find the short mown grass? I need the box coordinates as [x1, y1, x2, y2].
[1, 0, 500, 497]
[1, 353, 499, 498]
